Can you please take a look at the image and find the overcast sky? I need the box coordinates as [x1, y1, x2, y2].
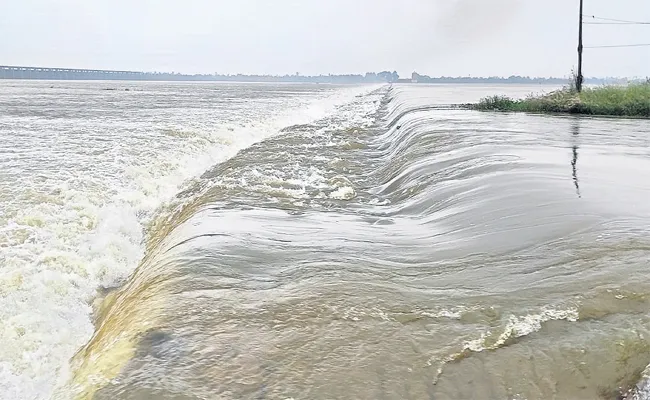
[1, 0, 648, 78]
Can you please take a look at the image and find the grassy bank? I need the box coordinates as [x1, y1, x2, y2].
[472, 82, 650, 117]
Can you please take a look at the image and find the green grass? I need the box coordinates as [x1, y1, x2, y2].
[472, 82, 650, 117]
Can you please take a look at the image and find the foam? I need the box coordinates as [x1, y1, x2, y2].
[463, 306, 579, 353]
[329, 186, 357, 200]
[628, 364, 650, 400]
[0, 82, 384, 400]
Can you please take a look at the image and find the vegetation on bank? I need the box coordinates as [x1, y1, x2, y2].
[472, 81, 650, 117]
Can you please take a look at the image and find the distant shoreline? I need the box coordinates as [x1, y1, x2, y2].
[0, 79, 579, 85]
[0, 65, 637, 85]
[0, 77, 630, 85]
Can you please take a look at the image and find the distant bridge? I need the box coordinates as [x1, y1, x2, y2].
[0, 65, 149, 80]
[0, 65, 400, 83]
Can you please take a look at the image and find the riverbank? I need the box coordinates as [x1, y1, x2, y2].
[471, 82, 650, 117]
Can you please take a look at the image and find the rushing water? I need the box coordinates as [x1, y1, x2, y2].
[1, 81, 650, 400]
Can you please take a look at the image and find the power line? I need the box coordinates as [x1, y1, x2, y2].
[583, 15, 650, 24]
[584, 43, 650, 48]
[576, 6, 650, 91]
[585, 22, 650, 25]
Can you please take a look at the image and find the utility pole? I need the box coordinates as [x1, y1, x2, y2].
[577, 0, 584, 92]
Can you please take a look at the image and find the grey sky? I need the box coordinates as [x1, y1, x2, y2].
[1, 0, 648, 77]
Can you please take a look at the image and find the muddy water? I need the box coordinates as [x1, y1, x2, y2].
[2, 81, 650, 400]
[0, 80, 380, 399]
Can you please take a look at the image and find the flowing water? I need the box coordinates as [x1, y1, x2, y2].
[1, 81, 650, 400]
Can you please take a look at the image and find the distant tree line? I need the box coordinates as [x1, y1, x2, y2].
[0, 66, 635, 84]
[205, 70, 400, 83]
[409, 72, 631, 85]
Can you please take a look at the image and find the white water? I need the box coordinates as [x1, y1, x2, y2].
[0, 81, 382, 400]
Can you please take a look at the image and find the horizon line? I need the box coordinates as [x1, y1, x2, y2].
[0, 65, 644, 80]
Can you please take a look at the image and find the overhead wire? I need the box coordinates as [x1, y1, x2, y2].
[584, 22, 650, 25]
[584, 43, 650, 48]
[581, 14, 650, 49]
[583, 15, 650, 25]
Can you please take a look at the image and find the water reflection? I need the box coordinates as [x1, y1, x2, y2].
[571, 119, 581, 198]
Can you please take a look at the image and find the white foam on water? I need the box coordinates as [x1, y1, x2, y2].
[329, 186, 357, 200]
[0, 82, 384, 400]
[625, 363, 650, 400]
[192, 89, 385, 207]
[463, 306, 579, 353]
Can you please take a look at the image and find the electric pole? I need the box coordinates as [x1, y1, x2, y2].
[577, 0, 584, 92]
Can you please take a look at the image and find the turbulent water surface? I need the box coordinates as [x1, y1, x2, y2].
[1, 81, 650, 400]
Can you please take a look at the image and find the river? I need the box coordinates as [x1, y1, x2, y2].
[1, 81, 650, 400]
